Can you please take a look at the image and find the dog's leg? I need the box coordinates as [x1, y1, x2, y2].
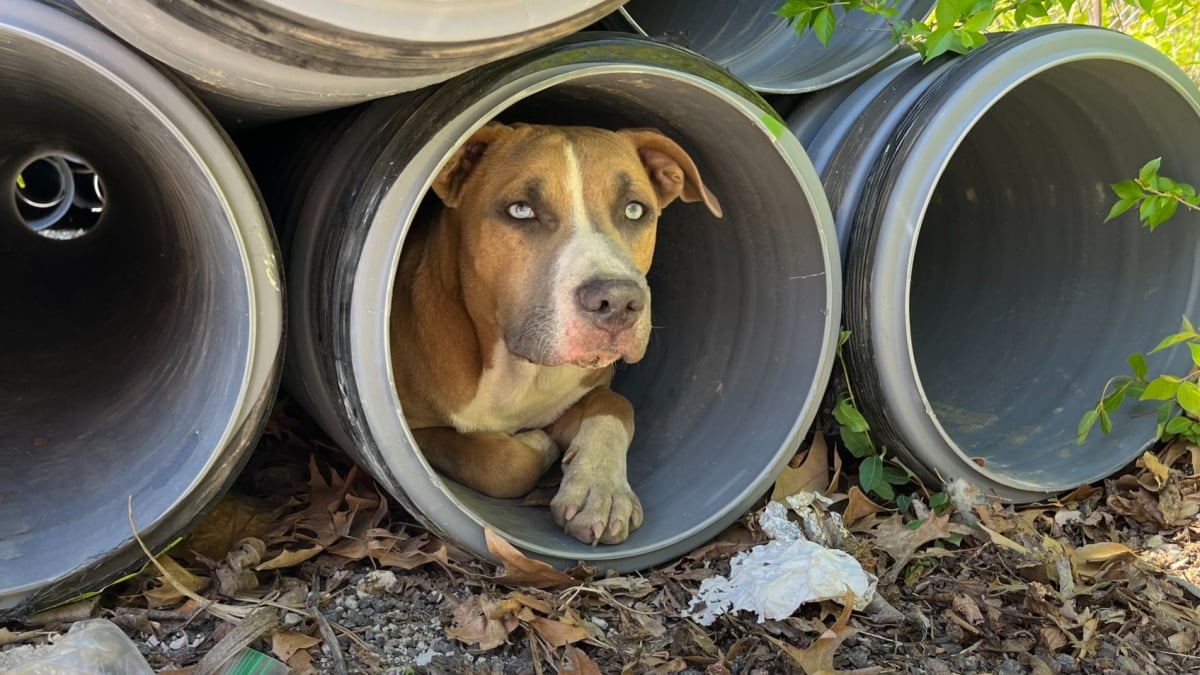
[547, 387, 643, 545]
[414, 427, 560, 499]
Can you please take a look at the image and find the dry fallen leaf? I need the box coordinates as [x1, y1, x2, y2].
[772, 433, 830, 502]
[270, 629, 321, 663]
[768, 598, 881, 675]
[559, 645, 603, 675]
[1138, 451, 1170, 491]
[446, 595, 521, 650]
[257, 544, 325, 571]
[529, 616, 590, 648]
[182, 491, 281, 563]
[1070, 542, 1134, 578]
[144, 556, 209, 608]
[842, 486, 887, 529]
[485, 527, 577, 589]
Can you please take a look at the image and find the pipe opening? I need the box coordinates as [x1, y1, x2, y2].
[0, 13, 265, 610]
[388, 70, 835, 564]
[13, 154, 104, 238]
[908, 58, 1200, 490]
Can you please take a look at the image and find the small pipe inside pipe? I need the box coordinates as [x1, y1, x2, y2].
[16, 156, 70, 209]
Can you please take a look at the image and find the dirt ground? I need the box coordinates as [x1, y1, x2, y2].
[2, 396, 1199, 674]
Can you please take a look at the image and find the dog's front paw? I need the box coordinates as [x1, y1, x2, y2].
[551, 467, 643, 545]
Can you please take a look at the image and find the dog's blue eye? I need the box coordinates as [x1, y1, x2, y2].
[506, 202, 536, 220]
[625, 201, 646, 220]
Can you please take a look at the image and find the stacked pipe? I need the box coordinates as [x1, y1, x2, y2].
[4, 0, 1200, 615]
[0, 1, 284, 616]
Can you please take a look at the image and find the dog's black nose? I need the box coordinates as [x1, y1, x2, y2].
[576, 278, 646, 332]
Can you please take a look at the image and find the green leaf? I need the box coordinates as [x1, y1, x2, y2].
[924, 27, 960, 61]
[872, 480, 896, 501]
[929, 491, 951, 513]
[1157, 400, 1174, 438]
[896, 494, 913, 513]
[1139, 194, 1159, 225]
[960, 9, 994, 32]
[1149, 331, 1195, 354]
[812, 6, 837, 46]
[1077, 408, 1099, 444]
[838, 328, 852, 349]
[941, 532, 964, 546]
[859, 456, 884, 493]
[1177, 381, 1200, 417]
[1147, 197, 1179, 230]
[935, 0, 962, 25]
[1128, 353, 1148, 381]
[1182, 315, 1195, 334]
[1105, 197, 1139, 222]
[1141, 376, 1182, 401]
[840, 427, 874, 458]
[1189, 343, 1200, 368]
[1099, 407, 1112, 435]
[834, 398, 870, 433]
[1111, 179, 1143, 200]
[1164, 414, 1191, 436]
[881, 464, 909, 485]
[1101, 386, 1126, 414]
[1139, 157, 1162, 184]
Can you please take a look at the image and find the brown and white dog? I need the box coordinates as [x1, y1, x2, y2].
[391, 122, 721, 545]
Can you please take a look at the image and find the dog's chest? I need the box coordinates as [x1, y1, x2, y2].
[447, 343, 592, 434]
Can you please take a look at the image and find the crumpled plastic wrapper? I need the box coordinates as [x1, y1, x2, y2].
[688, 499, 877, 626]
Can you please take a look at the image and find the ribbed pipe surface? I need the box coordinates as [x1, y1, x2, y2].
[788, 25, 1200, 500]
[72, 0, 628, 124]
[612, 0, 935, 93]
[0, 1, 283, 617]
[251, 33, 840, 571]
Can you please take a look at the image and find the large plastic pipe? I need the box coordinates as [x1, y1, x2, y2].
[252, 33, 840, 572]
[787, 26, 1200, 500]
[610, 0, 936, 93]
[71, 0, 628, 124]
[0, 1, 284, 617]
[14, 155, 74, 232]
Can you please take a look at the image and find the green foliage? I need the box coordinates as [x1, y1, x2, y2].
[1080, 316, 1200, 446]
[1081, 161, 1200, 446]
[1107, 158, 1200, 230]
[833, 330, 920, 501]
[777, 0, 1199, 75]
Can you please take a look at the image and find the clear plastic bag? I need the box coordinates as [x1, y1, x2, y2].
[7, 619, 154, 674]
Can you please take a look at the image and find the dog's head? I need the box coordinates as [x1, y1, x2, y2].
[433, 123, 722, 369]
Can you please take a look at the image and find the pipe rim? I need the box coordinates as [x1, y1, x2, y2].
[862, 26, 1200, 499]
[336, 42, 840, 569]
[0, 1, 284, 614]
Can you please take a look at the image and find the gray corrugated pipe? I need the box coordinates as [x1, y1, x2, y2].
[0, 1, 284, 617]
[70, 0, 628, 124]
[787, 25, 1200, 501]
[250, 33, 840, 572]
[610, 0, 936, 93]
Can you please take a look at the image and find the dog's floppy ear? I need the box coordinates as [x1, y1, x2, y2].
[620, 128, 722, 218]
[433, 121, 512, 208]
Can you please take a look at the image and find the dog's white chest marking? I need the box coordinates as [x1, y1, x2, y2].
[448, 341, 592, 434]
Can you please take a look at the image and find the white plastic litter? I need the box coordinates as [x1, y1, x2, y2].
[688, 500, 877, 626]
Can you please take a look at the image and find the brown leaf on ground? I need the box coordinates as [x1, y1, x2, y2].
[181, 491, 281, 563]
[485, 527, 577, 589]
[257, 544, 324, 571]
[270, 629, 321, 663]
[560, 645, 603, 674]
[772, 434, 830, 502]
[1070, 542, 1135, 579]
[1138, 451, 1170, 491]
[529, 616, 590, 647]
[446, 595, 521, 650]
[871, 512, 952, 570]
[144, 556, 209, 608]
[842, 487, 887, 529]
[769, 598, 880, 675]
